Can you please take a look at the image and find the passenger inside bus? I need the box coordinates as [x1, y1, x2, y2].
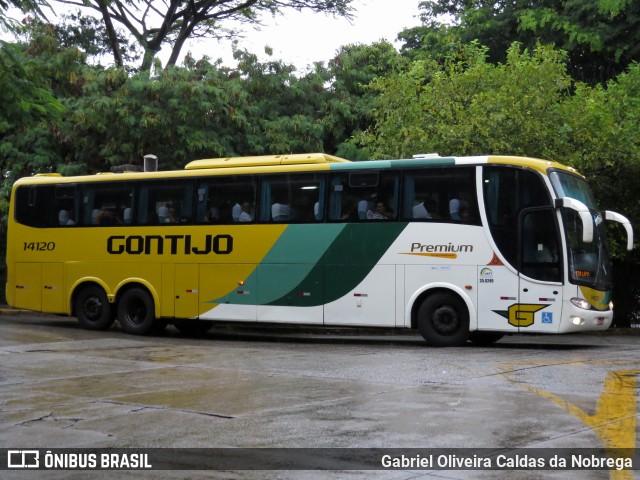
[238, 202, 253, 222]
[368, 202, 392, 220]
[166, 207, 179, 223]
[97, 208, 120, 226]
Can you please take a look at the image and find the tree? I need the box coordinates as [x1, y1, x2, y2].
[53, 10, 141, 66]
[49, 0, 355, 71]
[1, 0, 47, 32]
[359, 42, 572, 160]
[326, 41, 407, 160]
[400, 0, 640, 84]
[555, 64, 640, 261]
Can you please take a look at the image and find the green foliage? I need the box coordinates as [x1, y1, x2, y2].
[403, 0, 640, 84]
[555, 64, 640, 260]
[326, 41, 407, 160]
[0, 39, 65, 193]
[360, 42, 571, 159]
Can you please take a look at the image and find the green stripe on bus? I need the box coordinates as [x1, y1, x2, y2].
[256, 224, 345, 304]
[267, 222, 408, 306]
[205, 224, 345, 306]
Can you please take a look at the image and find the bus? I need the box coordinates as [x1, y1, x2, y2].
[5, 153, 634, 346]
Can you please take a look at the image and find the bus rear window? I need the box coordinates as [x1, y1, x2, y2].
[14, 184, 80, 228]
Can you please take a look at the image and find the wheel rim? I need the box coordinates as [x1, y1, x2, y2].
[432, 304, 459, 335]
[125, 298, 147, 326]
[82, 296, 104, 321]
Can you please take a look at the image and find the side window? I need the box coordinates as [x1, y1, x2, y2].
[135, 180, 193, 225]
[402, 167, 479, 224]
[259, 174, 325, 223]
[53, 185, 79, 226]
[196, 176, 256, 224]
[15, 185, 51, 227]
[15, 184, 80, 228]
[483, 166, 552, 267]
[138, 180, 193, 225]
[520, 208, 562, 282]
[81, 183, 134, 226]
[328, 171, 398, 221]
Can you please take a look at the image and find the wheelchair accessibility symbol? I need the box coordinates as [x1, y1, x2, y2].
[542, 312, 553, 324]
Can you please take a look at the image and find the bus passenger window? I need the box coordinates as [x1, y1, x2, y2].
[137, 180, 193, 225]
[81, 183, 134, 226]
[402, 168, 477, 224]
[328, 172, 398, 221]
[196, 176, 256, 224]
[53, 185, 78, 227]
[260, 173, 325, 223]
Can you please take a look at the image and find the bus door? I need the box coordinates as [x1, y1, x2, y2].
[517, 208, 564, 333]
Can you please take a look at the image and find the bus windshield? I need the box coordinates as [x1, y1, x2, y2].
[550, 171, 612, 289]
[549, 170, 598, 210]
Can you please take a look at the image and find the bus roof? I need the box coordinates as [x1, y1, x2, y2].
[184, 153, 350, 170]
[15, 154, 580, 186]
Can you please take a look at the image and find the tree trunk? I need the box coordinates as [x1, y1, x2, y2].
[96, 0, 124, 68]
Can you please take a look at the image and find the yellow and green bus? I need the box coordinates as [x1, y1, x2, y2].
[5, 153, 634, 345]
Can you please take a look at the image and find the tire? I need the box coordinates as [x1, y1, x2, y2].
[417, 292, 470, 346]
[75, 285, 115, 330]
[468, 331, 504, 345]
[117, 287, 156, 335]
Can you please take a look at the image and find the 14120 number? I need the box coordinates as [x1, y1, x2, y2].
[23, 242, 55, 251]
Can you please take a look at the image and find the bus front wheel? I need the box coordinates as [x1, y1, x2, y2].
[417, 292, 469, 347]
[117, 288, 155, 335]
[75, 285, 115, 330]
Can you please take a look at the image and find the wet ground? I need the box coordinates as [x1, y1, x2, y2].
[1, 312, 639, 479]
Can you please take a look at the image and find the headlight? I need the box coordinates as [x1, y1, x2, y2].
[609, 301, 614, 310]
[571, 297, 591, 310]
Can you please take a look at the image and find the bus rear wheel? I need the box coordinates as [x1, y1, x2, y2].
[117, 288, 155, 335]
[75, 285, 114, 330]
[417, 292, 469, 347]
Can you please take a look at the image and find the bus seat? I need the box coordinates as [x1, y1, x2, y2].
[272, 203, 290, 221]
[158, 206, 169, 223]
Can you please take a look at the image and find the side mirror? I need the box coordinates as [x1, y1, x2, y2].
[604, 211, 634, 251]
[554, 198, 593, 243]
